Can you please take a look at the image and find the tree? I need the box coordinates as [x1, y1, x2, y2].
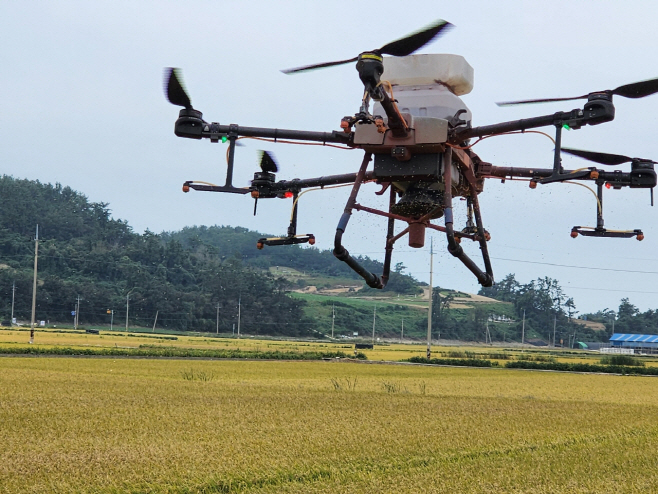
[478, 273, 519, 302]
[618, 298, 639, 319]
[565, 297, 577, 322]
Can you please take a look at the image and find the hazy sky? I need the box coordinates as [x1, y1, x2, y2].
[2, 0, 658, 315]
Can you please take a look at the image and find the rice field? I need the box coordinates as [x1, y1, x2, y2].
[4, 327, 656, 367]
[1, 355, 658, 493]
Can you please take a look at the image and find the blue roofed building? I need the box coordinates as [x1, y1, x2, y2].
[610, 333, 658, 354]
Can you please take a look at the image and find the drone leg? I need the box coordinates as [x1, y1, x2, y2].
[224, 127, 238, 187]
[468, 178, 494, 280]
[333, 152, 385, 289]
[287, 191, 299, 237]
[442, 148, 493, 287]
[552, 123, 563, 176]
[380, 187, 397, 287]
[596, 182, 605, 230]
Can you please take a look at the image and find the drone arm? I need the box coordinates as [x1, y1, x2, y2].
[455, 112, 566, 141]
[486, 166, 633, 185]
[456, 95, 617, 142]
[275, 171, 375, 190]
[175, 115, 352, 146]
[377, 90, 409, 137]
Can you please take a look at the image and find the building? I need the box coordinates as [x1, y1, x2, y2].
[609, 333, 658, 354]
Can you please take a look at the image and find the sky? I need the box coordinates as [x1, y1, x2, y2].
[1, 0, 658, 315]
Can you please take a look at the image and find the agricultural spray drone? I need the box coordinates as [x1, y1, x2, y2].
[164, 20, 657, 289]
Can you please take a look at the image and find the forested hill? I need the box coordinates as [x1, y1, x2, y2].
[0, 175, 419, 334]
[478, 274, 658, 342]
[162, 226, 421, 294]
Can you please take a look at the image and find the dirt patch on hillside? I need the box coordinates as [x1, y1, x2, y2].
[573, 319, 606, 331]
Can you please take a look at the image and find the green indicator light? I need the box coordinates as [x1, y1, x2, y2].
[562, 124, 571, 130]
[221, 136, 228, 143]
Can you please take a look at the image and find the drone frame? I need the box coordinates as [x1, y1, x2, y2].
[166, 19, 656, 290]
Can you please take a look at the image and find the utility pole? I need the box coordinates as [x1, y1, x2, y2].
[237, 297, 242, 337]
[521, 309, 526, 345]
[401, 317, 404, 343]
[427, 238, 433, 359]
[125, 287, 137, 332]
[553, 315, 557, 348]
[29, 225, 39, 344]
[11, 281, 16, 326]
[74, 295, 81, 329]
[152, 310, 159, 332]
[372, 305, 376, 344]
[216, 303, 220, 335]
[331, 304, 335, 338]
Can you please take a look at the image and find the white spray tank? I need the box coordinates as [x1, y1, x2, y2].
[373, 54, 474, 123]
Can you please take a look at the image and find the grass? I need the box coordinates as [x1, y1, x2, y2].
[2, 358, 658, 492]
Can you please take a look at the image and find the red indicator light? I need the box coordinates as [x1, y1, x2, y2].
[284, 191, 293, 198]
[605, 182, 612, 189]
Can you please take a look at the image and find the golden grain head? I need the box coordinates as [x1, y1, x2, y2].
[1, 354, 658, 493]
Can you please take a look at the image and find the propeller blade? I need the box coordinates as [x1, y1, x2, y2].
[164, 67, 192, 109]
[281, 57, 359, 75]
[612, 77, 658, 99]
[282, 19, 452, 75]
[561, 147, 632, 166]
[379, 20, 453, 57]
[497, 76, 658, 107]
[497, 95, 588, 107]
[259, 151, 279, 173]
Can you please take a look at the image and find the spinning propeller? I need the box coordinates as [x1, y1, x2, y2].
[561, 148, 657, 166]
[497, 77, 658, 107]
[562, 147, 656, 206]
[164, 68, 193, 109]
[251, 150, 281, 214]
[281, 19, 453, 74]
[258, 150, 279, 173]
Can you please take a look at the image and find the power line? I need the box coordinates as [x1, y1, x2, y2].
[491, 257, 658, 275]
[564, 286, 658, 295]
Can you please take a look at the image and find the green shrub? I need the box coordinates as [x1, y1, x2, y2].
[516, 354, 556, 363]
[600, 355, 644, 367]
[408, 356, 493, 368]
[0, 345, 363, 361]
[505, 360, 658, 375]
